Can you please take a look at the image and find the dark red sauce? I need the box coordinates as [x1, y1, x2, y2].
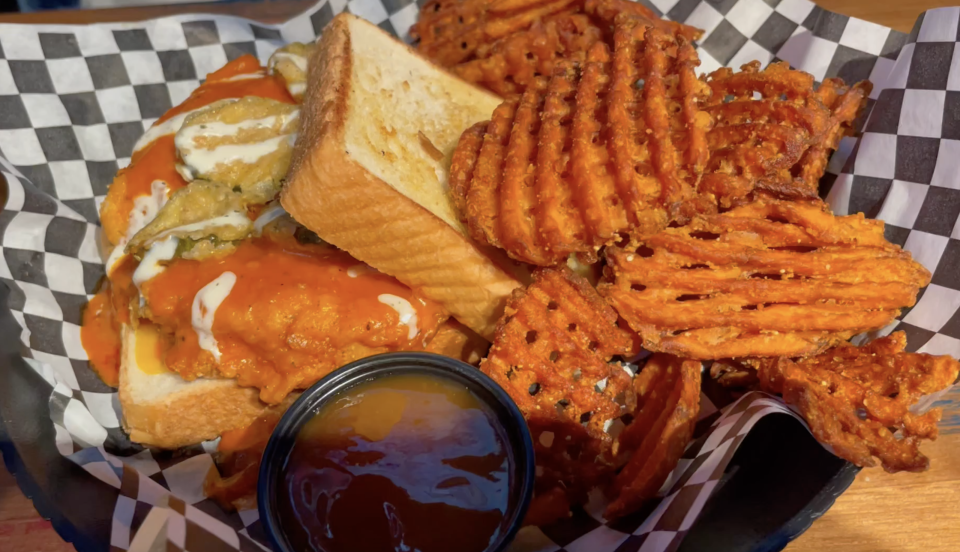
[277, 374, 511, 552]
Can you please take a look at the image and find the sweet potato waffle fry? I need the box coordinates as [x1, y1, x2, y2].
[794, 77, 871, 191]
[479, 266, 638, 509]
[451, 17, 711, 265]
[414, 0, 701, 96]
[709, 357, 760, 388]
[451, 11, 603, 95]
[586, 0, 701, 41]
[601, 199, 931, 359]
[606, 353, 700, 519]
[756, 332, 960, 472]
[411, 0, 581, 67]
[701, 62, 870, 206]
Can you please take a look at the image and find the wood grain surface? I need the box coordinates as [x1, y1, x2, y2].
[0, 0, 316, 24]
[0, 0, 958, 551]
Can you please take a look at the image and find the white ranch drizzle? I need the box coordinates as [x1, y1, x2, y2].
[377, 294, 419, 340]
[222, 71, 267, 82]
[269, 52, 308, 73]
[126, 180, 170, 241]
[252, 202, 287, 235]
[346, 263, 378, 278]
[180, 134, 296, 179]
[175, 109, 299, 180]
[133, 108, 207, 154]
[105, 241, 128, 276]
[177, 111, 298, 144]
[287, 82, 306, 97]
[132, 236, 179, 289]
[107, 180, 170, 276]
[191, 271, 238, 363]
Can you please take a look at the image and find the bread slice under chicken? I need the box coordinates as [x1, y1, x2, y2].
[118, 318, 487, 449]
[118, 323, 293, 449]
[283, 13, 529, 340]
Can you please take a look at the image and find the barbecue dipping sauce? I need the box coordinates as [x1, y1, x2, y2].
[277, 374, 511, 552]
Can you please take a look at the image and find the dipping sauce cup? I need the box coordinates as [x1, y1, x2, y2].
[258, 352, 535, 552]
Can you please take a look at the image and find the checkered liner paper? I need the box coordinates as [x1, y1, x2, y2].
[2, 0, 960, 551]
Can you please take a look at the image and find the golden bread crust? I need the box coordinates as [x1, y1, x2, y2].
[283, 14, 528, 339]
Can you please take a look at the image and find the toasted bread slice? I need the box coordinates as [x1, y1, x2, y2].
[118, 318, 486, 448]
[283, 13, 528, 340]
[118, 324, 292, 449]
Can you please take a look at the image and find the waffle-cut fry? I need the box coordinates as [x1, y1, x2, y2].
[480, 266, 638, 506]
[601, 199, 931, 359]
[412, 0, 580, 67]
[702, 62, 869, 207]
[585, 0, 701, 41]
[793, 78, 871, 190]
[709, 358, 760, 388]
[452, 18, 711, 265]
[449, 122, 487, 218]
[756, 332, 960, 472]
[651, 328, 855, 360]
[416, 0, 702, 95]
[452, 12, 603, 96]
[606, 354, 700, 518]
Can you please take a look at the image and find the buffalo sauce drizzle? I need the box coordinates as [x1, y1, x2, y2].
[99, 55, 294, 244]
[80, 292, 122, 386]
[80, 256, 138, 386]
[205, 412, 284, 510]
[139, 235, 447, 404]
[159, 55, 293, 123]
[81, 54, 295, 386]
[99, 135, 188, 245]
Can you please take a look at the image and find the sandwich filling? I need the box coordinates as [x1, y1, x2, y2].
[81, 49, 448, 404]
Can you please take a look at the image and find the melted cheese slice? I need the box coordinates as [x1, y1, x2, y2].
[134, 324, 170, 376]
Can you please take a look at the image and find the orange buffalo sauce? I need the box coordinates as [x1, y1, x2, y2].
[81, 54, 448, 404]
[83, 54, 298, 386]
[81, 256, 138, 386]
[219, 413, 283, 453]
[206, 412, 284, 510]
[100, 135, 188, 245]
[99, 54, 295, 245]
[140, 235, 448, 404]
[80, 292, 122, 387]
[158, 55, 293, 123]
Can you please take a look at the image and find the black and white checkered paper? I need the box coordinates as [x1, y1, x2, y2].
[1, 1, 957, 551]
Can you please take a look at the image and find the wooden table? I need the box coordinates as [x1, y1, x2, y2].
[0, 0, 958, 551]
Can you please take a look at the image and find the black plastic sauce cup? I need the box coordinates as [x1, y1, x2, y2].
[258, 352, 536, 552]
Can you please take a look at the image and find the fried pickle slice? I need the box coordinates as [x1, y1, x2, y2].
[453, 18, 711, 265]
[701, 62, 869, 206]
[606, 353, 700, 519]
[126, 180, 249, 255]
[756, 332, 959, 472]
[601, 199, 931, 359]
[480, 266, 638, 509]
[175, 97, 299, 204]
[267, 42, 315, 101]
